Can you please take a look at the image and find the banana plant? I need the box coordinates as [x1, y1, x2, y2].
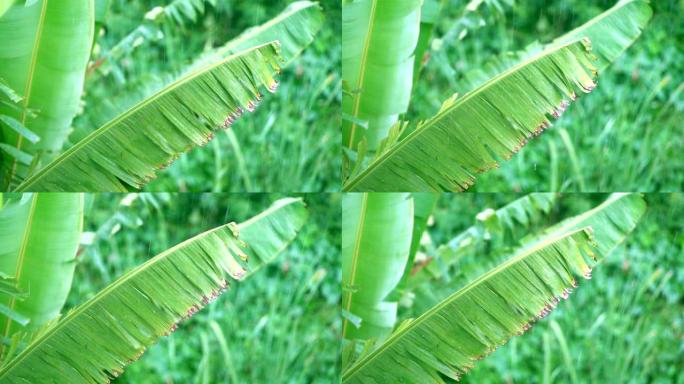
[342, 0, 653, 191]
[341, 193, 646, 382]
[0, 0, 323, 191]
[0, 195, 308, 382]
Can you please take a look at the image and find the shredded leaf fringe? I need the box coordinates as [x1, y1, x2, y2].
[0, 198, 307, 383]
[343, 229, 599, 383]
[345, 39, 598, 192]
[16, 43, 283, 192]
[343, 194, 646, 383]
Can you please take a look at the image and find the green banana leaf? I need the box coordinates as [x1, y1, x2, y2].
[457, 0, 653, 93]
[0, 193, 83, 339]
[0, 197, 307, 383]
[342, 0, 422, 150]
[15, 43, 282, 192]
[0, 274, 29, 329]
[343, 228, 618, 382]
[0, 1, 93, 174]
[408, 193, 558, 289]
[344, 39, 598, 191]
[398, 192, 438, 287]
[408, 193, 645, 315]
[344, 0, 652, 192]
[0, 0, 12, 19]
[342, 193, 413, 340]
[192, 1, 324, 70]
[554, 0, 652, 71]
[519, 193, 646, 257]
[79, 0, 323, 142]
[412, 0, 444, 85]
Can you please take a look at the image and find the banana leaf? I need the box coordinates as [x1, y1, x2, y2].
[344, 0, 652, 191]
[342, 193, 413, 340]
[15, 43, 282, 192]
[342, 0, 422, 150]
[344, 229, 606, 382]
[0, 1, 93, 173]
[0, 197, 307, 383]
[0, 193, 83, 338]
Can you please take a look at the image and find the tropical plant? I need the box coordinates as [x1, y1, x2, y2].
[341, 192, 646, 382]
[0, 0, 323, 191]
[0, 194, 307, 382]
[342, 0, 653, 191]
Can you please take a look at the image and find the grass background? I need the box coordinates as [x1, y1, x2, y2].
[74, 0, 341, 192]
[405, 193, 683, 383]
[66, 193, 341, 383]
[410, 0, 683, 192]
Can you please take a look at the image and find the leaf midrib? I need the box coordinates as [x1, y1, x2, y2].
[342, 227, 592, 381]
[346, 0, 377, 149]
[15, 42, 280, 191]
[9, 0, 49, 182]
[341, 193, 367, 338]
[343, 39, 589, 191]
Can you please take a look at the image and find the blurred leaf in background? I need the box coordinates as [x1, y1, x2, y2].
[70, 193, 340, 383]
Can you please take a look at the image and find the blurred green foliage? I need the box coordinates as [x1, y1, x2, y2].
[67, 192, 340, 383]
[411, 0, 683, 192]
[75, 0, 340, 192]
[417, 193, 683, 383]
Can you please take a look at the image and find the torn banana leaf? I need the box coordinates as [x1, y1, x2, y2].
[344, 39, 598, 191]
[73, 1, 322, 145]
[343, 229, 606, 383]
[15, 43, 282, 192]
[0, 197, 307, 383]
[407, 193, 645, 318]
[344, 0, 652, 192]
[408, 193, 558, 289]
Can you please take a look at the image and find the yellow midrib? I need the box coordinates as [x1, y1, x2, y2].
[9, 0, 49, 182]
[346, 0, 377, 149]
[341, 193, 368, 338]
